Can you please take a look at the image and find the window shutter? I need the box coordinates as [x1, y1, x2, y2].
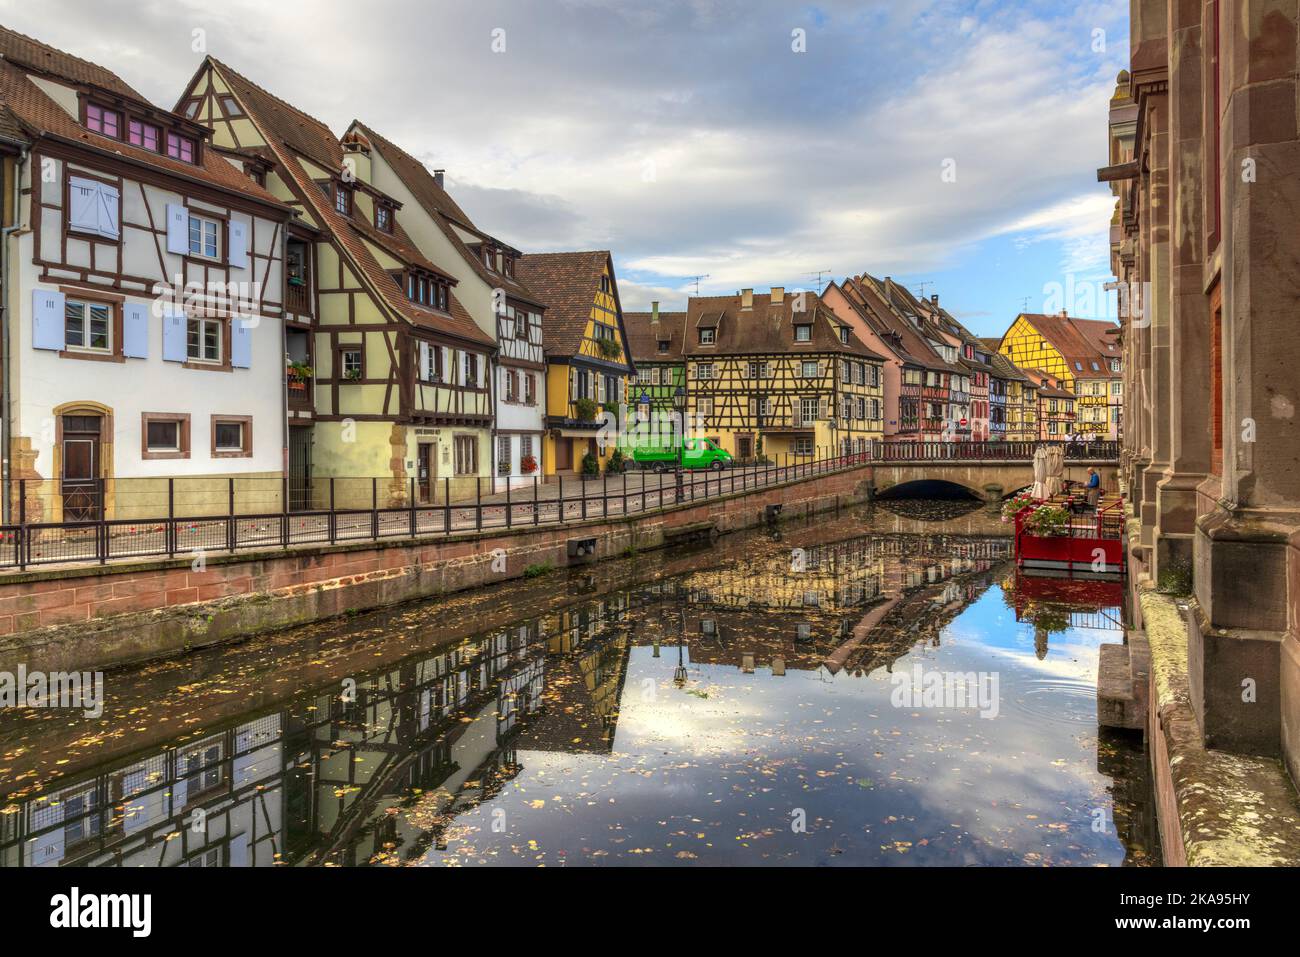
[67, 178, 99, 235]
[418, 340, 430, 381]
[228, 219, 248, 268]
[122, 301, 149, 358]
[95, 182, 120, 239]
[162, 308, 187, 362]
[166, 204, 188, 255]
[32, 289, 66, 351]
[231, 318, 253, 368]
[820, 397, 828, 420]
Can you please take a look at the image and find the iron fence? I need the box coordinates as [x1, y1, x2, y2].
[0, 440, 1119, 572]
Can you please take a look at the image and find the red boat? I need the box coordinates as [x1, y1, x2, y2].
[1012, 496, 1125, 578]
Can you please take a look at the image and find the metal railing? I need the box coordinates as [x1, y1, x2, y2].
[0, 440, 1119, 572]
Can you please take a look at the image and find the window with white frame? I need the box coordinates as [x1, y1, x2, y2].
[696, 363, 714, 380]
[697, 397, 713, 418]
[801, 360, 818, 378]
[187, 317, 221, 362]
[699, 327, 715, 345]
[188, 214, 220, 259]
[793, 436, 814, 456]
[498, 435, 512, 473]
[64, 299, 112, 352]
[794, 324, 811, 342]
[800, 397, 818, 423]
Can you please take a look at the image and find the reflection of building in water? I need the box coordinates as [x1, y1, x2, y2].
[0, 530, 1013, 867]
[0, 716, 283, 867]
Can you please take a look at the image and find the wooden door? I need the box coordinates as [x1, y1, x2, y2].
[555, 438, 573, 471]
[61, 415, 101, 522]
[417, 443, 433, 503]
[736, 434, 754, 461]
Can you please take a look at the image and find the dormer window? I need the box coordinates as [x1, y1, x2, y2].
[166, 132, 197, 164]
[698, 327, 715, 345]
[657, 340, 669, 354]
[86, 103, 121, 139]
[794, 324, 812, 342]
[503, 256, 514, 279]
[128, 119, 160, 151]
[333, 183, 352, 216]
[405, 270, 449, 311]
[839, 326, 850, 344]
[376, 204, 392, 232]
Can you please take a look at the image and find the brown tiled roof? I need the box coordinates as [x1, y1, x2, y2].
[986, 351, 1027, 382]
[0, 57, 282, 207]
[1022, 368, 1074, 399]
[349, 119, 546, 310]
[842, 276, 956, 373]
[1017, 312, 1120, 378]
[0, 95, 28, 144]
[624, 310, 686, 363]
[0, 25, 144, 99]
[208, 58, 492, 348]
[516, 250, 624, 360]
[682, 291, 883, 359]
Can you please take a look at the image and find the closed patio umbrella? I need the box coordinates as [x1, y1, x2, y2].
[1045, 444, 1064, 498]
[1031, 446, 1049, 500]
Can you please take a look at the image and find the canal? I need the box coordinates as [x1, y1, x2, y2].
[0, 500, 1159, 867]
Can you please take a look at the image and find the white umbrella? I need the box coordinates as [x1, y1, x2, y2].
[1031, 446, 1049, 500]
[1045, 444, 1064, 498]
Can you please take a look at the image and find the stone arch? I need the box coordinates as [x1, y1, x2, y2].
[873, 478, 984, 501]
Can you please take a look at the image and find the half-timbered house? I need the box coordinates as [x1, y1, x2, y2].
[682, 288, 884, 462]
[624, 303, 685, 426]
[177, 58, 496, 506]
[344, 121, 548, 487]
[514, 251, 633, 475]
[0, 27, 293, 523]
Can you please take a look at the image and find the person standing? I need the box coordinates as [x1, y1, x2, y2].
[1085, 467, 1101, 509]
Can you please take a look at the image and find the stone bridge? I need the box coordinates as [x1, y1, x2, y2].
[862, 457, 1121, 503]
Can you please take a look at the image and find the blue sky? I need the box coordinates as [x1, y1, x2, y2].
[2, 0, 1131, 337]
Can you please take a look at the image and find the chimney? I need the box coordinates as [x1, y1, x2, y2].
[651, 301, 660, 323]
[930, 294, 939, 307]
[741, 288, 753, 310]
[433, 168, 445, 189]
[885, 277, 895, 301]
[770, 286, 785, 305]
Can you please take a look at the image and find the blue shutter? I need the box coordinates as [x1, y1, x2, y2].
[162, 308, 187, 362]
[228, 219, 248, 268]
[165, 204, 188, 255]
[122, 302, 149, 358]
[95, 182, 120, 239]
[231, 318, 253, 369]
[32, 289, 66, 351]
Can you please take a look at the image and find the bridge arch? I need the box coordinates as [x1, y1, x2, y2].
[873, 478, 984, 501]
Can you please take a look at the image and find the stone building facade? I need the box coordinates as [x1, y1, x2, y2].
[1102, 1, 1300, 784]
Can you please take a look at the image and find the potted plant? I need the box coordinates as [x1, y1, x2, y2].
[580, 450, 600, 480]
[1000, 492, 1036, 523]
[520, 453, 538, 475]
[287, 361, 314, 391]
[607, 448, 626, 474]
[1024, 504, 1069, 537]
[574, 397, 598, 422]
[596, 337, 621, 359]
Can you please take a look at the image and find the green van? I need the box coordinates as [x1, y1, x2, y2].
[625, 437, 733, 472]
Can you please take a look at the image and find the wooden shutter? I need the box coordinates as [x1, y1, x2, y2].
[231, 318, 253, 368]
[32, 289, 65, 351]
[122, 301, 149, 358]
[166, 204, 188, 255]
[228, 219, 249, 268]
[95, 182, 120, 239]
[162, 308, 187, 362]
[67, 178, 99, 234]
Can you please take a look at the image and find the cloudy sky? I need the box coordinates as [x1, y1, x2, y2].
[3, 0, 1130, 336]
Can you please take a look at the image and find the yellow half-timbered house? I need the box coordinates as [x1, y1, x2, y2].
[998, 312, 1121, 440]
[682, 289, 885, 462]
[177, 58, 496, 505]
[515, 251, 633, 475]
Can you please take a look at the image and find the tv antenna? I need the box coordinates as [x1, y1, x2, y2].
[806, 269, 833, 293]
[687, 274, 710, 295]
[1019, 296, 1032, 313]
[914, 280, 936, 299]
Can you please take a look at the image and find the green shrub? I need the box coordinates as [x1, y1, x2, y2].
[524, 561, 553, 578]
[573, 397, 598, 421]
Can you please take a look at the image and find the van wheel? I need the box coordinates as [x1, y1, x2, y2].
[652, 462, 666, 474]
[710, 461, 724, 471]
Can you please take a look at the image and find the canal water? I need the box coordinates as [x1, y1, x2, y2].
[0, 500, 1159, 867]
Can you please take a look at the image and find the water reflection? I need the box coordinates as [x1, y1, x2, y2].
[0, 507, 1156, 867]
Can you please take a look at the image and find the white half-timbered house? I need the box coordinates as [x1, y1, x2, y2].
[0, 27, 291, 522]
[177, 58, 496, 506]
[346, 122, 548, 487]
